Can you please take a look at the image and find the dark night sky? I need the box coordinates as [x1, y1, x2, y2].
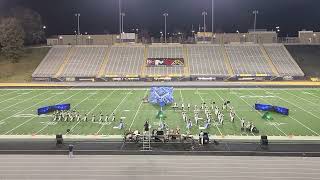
[0, 0, 320, 37]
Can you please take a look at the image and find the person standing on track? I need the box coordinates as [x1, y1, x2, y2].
[144, 120, 149, 132]
[68, 144, 74, 158]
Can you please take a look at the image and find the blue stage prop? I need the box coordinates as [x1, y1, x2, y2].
[255, 103, 289, 115]
[273, 106, 289, 116]
[148, 87, 174, 106]
[37, 104, 70, 115]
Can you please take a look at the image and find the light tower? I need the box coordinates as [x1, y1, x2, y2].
[119, 0, 122, 43]
[253, 10, 259, 43]
[202, 11, 207, 33]
[163, 13, 169, 43]
[211, 0, 214, 43]
[75, 13, 81, 45]
[121, 13, 126, 33]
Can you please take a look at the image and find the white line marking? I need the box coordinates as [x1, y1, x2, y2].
[129, 90, 148, 130]
[304, 90, 320, 99]
[3, 91, 71, 135]
[2, 169, 320, 174]
[0, 91, 54, 124]
[283, 90, 320, 107]
[179, 89, 184, 102]
[0, 173, 319, 179]
[35, 90, 85, 134]
[0, 91, 49, 111]
[0, 90, 18, 97]
[276, 93, 320, 121]
[68, 90, 116, 133]
[246, 90, 287, 136]
[262, 89, 320, 136]
[0, 90, 33, 104]
[213, 90, 251, 136]
[96, 90, 133, 134]
[196, 89, 222, 136]
[227, 90, 280, 136]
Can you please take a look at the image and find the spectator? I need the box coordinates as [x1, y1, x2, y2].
[144, 121, 149, 132]
[119, 119, 124, 129]
[199, 131, 204, 145]
[68, 144, 74, 158]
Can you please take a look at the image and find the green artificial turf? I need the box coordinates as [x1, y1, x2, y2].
[0, 88, 319, 137]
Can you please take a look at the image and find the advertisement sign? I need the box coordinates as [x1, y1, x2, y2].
[147, 58, 184, 67]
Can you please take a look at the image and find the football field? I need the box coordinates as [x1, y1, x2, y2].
[0, 88, 319, 137]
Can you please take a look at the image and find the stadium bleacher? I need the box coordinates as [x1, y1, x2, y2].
[264, 44, 305, 76]
[186, 44, 229, 77]
[59, 45, 108, 77]
[32, 45, 71, 78]
[32, 43, 306, 81]
[104, 45, 144, 77]
[225, 44, 275, 75]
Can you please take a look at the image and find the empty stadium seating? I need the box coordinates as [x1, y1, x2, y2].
[144, 45, 184, 76]
[32, 46, 71, 77]
[186, 45, 229, 77]
[32, 43, 306, 81]
[59, 46, 108, 77]
[104, 46, 144, 77]
[225, 44, 275, 75]
[264, 44, 305, 76]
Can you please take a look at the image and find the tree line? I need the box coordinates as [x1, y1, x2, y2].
[0, 7, 45, 60]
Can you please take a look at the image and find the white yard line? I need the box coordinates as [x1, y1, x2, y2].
[303, 90, 320, 99]
[3, 90, 76, 135]
[246, 90, 287, 136]
[0, 90, 18, 97]
[262, 89, 320, 136]
[0, 91, 49, 111]
[196, 89, 205, 102]
[226, 89, 282, 136]
[129, 90, 148, 130]
[287, 115, 320, 136]
[0, 90, 34, 105]
[276, 92, 320, 121]
[35, 90, 86, 135]
[196, 89, 222, 136]
[179, 89, 184, 102]
[282, 90, 320, 107]
[213, 90, 252, 136]
[0, 91, 55, 124]
[68, 90, 116, 133]
[96, 90, 133, 134]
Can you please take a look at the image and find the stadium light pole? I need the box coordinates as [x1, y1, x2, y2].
[75, 13, 81, 45]
[163, 13, 169, 44]
[202, 11, 207, 33]
[253, 10, 259, 43]
[121, 13, 126, 33]
[211, 0, 214, 43]
[119, 0, 122, 43]
[75, 13, 81, 35]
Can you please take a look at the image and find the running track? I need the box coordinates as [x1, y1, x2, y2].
[0, 155, 320, 180]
